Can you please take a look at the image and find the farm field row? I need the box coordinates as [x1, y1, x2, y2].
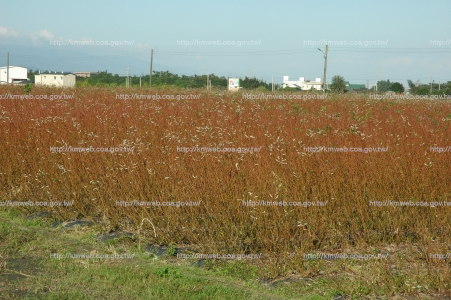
[1, 85, 451, 298]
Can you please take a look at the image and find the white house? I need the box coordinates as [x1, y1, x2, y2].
[228, 78, 241, 91]
[74, 71, 98, 78]
[35, 72, 76, 87]
[0, 66, 28, 84]
[283, 76, 323, 90]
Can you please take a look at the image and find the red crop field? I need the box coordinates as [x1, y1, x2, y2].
[1, 84, 451, 294]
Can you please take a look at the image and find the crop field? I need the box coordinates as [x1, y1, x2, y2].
[1, 85, 451, 297]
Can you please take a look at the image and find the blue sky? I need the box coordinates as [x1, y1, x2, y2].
[1, 0, 450, 86]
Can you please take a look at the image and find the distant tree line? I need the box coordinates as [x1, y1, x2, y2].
[329, 75, 451, 95]
[370, 79, 451, 95]
[28, 70, 278, 90]
[27, 69, 451, 95]
[370, 80, 402, 93]
[406, 80, 451, 95]
[329, 76, 407, 94]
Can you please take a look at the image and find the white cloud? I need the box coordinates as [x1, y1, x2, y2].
[0, 26, 56, 45]
[136, 42, 152, 50]
[0, 26, 20, 37]
[37, 30, 55, 40]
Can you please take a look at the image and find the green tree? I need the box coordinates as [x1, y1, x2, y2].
[416, 86, 429, 95]
[28, 69, 34, 82]
[330, 75, 346, 93]
[407, 80, 417, 94]
[390, 82, 404, 93]
[375, 80, 391, 92]
[445, 81, 451, 95]
[283, 86, 300, 92]
[81, 78, 91, 87]
[240, 76, 271, 90]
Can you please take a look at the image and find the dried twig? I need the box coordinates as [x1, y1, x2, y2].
[137, 217, 157, 252]
[0, 254, 6, 270]
[4, 269, 33, 277]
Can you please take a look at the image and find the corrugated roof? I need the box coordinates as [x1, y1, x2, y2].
[38, 72, 74, 75]
[347, 84, 366, 89]
[0, 66, 28, 69]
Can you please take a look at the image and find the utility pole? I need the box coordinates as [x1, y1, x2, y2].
[126, 67, 130, 88]
[376, 69, 380, 92]
[366, 79, 369, 90]
[6, 52, 9, 84]
[318, 45, 328, 91]
[272, 74, 274, 92]
[149, 49, 153, 89]
[324, 45, 328, 90]
[323, 45, 328, 90]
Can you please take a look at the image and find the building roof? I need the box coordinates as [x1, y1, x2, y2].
[38, 72, 74, 75]
[344, 81, 366, 90]
[347, 84, 366, 89]
[0, 66, 28, 69]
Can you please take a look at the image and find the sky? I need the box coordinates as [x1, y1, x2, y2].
[1, 0, 450, 86]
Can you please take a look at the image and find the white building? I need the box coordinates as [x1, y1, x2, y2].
[283, 76, 322, 90]
[228, 78, 240, 91]
[35, 72, 76, 87]
[74, 72, 98, 78]
[0, 66, 28, 84]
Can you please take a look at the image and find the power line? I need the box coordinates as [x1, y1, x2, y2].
[13, 51, 150, 60]
[11, 47, 451, 60]
[332, 47, 451, 53]
[154, 49, 319, 56]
